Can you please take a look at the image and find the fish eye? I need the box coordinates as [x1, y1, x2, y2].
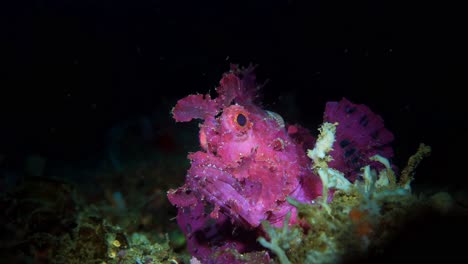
[236, 113, 247, 127]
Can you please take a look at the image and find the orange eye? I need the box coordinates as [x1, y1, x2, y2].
[221, 105, 251, 132]
[236, 113, 247, 127]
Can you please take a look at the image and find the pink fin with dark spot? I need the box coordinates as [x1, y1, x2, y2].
[324, 98, 394, 181]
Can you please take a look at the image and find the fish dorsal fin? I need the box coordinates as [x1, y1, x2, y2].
[324, 98, 394, 181]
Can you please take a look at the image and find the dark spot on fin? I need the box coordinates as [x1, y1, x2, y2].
[359, 115, 368, 127]
[344, 148, 356, 158]
[351, 157, 359, 164]
[339, 139, 350, 148]
[345, 106, 356, 114]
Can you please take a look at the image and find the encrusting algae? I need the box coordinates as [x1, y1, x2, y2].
[258, 123, 434, 264]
